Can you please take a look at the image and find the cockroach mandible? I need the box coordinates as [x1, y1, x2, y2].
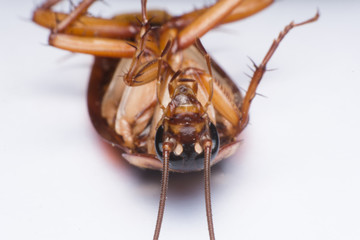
[33, 0, 318, 239]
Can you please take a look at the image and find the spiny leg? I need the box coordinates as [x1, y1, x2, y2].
[153, 144, 171, 240]
[122, 36, 162, 86]
[174, 0, 273, 50]
[194, 38, 214, 111]
[38, 0, 62, 10]
[52, 0, 96, 33]
[179, 57, 241, 128]
[239, 12, 319, 131]
[124, 3, 179, 87]
[123, 0, 162, 86]
[176, 0, 242, 50]
[222, 0, 273, 23]
[34, 0, 274, 59]
[34, 0, 139, 57]
[48, 34, 135, 57]
[34, 8, 138, 38]
[35, 0, 97, 33]
[156, 40, 173, 110]
[34, 1, 173, 39]
[170, 0, 272, 30]
[113, 10, 171, 26]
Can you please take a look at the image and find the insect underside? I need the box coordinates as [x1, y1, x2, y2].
[33, 0, 318, 239]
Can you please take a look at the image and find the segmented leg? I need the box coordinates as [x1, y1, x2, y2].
[48, 34, 135, 57]
[177, 0, 242, 50]
[156, 41, 173, 110]
[188, 68, 240, 129]
[175, 0, 274, 50]
[122, 11, 178, 87]
[239, 12, 319, 131]
[123, 0, 165, 86]
[167, 0, 272, 30]
[112, 10, 171, 26]
[55, 0, 96, 33]
[194, 39, 214, 111]
[34, 0, 274, 59]
[37, 0, 62, 10]
[222, 0, 273, 23]
[122, 27, 161, 86]
[34, 0, 137, 57]
[33, 0, 139, 38]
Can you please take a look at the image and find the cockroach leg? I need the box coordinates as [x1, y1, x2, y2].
[33, 0, 275, 59]
[48, 33, 136, 57]
[53, 0, 96, 33]
[167, 0, 273, 31]
[154, 143, 171, 240]
[124, 59, 159, 86]
[222, 0, 274, 24]
[156, 72, 166, 111]
[33, 8, 138, 38]
[38, 0, 62, 10]
[34, 0, 139, 56]
[156, 41, 172, 111]
[239, 11, 319, 130]
[123, 5, 162, 86]
[124, 12, 176, 87]
[192, 64, 240, 127]
[203, 140, 215, 240]
[36, 0, 97, 34]
[195, 38, 214, 112]
[177, 0, 242, 50]
[175, 0, 274, 50]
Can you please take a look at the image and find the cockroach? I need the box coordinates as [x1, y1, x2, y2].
[33, 0, 319, 239]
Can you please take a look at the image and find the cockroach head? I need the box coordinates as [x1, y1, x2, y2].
[154, 120, 219, 172]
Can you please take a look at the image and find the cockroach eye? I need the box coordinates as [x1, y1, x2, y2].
[155, 122, 219, 172]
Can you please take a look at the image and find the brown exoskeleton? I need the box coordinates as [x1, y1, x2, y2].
[32, 0, 318, 239]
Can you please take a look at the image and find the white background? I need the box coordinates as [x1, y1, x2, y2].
[1, 0, 359, 239]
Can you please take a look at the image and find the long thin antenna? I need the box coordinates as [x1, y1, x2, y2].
[204, 142, 215, 240]
[153, 146, 170, 240]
